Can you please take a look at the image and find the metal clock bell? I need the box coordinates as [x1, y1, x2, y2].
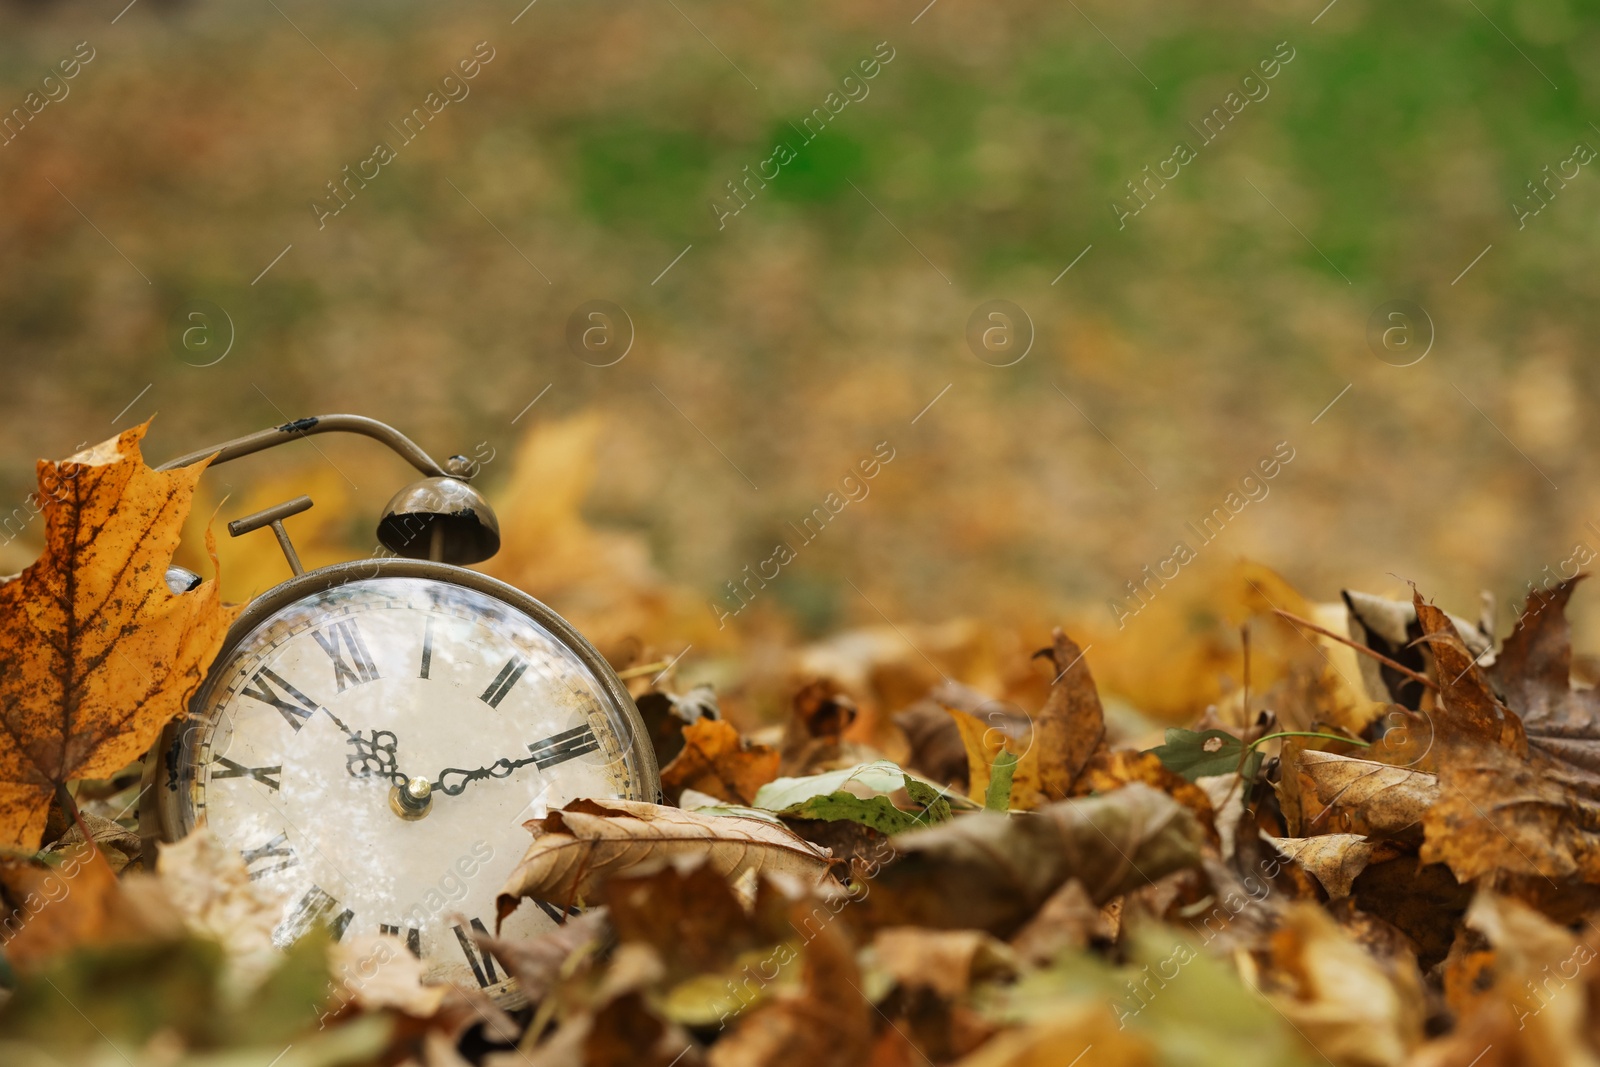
[140, 415, 659, 1000]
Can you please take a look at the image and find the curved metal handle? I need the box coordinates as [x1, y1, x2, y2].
[156, 414, 458, 479]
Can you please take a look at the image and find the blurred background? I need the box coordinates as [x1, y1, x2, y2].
[1, 0, 1596, 723]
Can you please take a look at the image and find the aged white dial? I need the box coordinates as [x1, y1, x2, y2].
[156, 572, 650, 999]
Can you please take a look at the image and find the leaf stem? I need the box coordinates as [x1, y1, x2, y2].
[55, 782, 100, 861]
[1246, 730, 1370, 752]
[1272, 608, 1439, 692]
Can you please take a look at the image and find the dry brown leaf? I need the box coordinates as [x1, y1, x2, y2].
[1292, 750, 1438, 841]
[1348, 856, 1472, 970]
[42, 810, 141, 873]
[1444, 892, 1600, 1067]
[1264, 904, 1426, 1067]
[780, 679, 875, 776]
[1266, 834, 1394, 899]
[892, 697, 973, 790]
[474, 909, 610, 1006]
[0, 422, 237, 849]
[707, 897, 873, 1067]
[856, 784, 1204, 936]
[155, 827, 282, 990]
[1491, 577, 1600, 799]
[1034, 628, 1107, 801]
[1007, 878, 1108, 966]
[0, 845, 180, 970]
[603, 861, 798, 991]
[1398, 583, 1600, 892]
[1412, 592, 1525, 754]
[1341, 589, 1489, 709]
[1493, 577, 1595, 729]
[1420, 740, 1600, 883]
[497, 798, 829, 924]
[1075, 748, 1217, 840]
[331, 932, 449, 1018]
[660, 718, 781, 805]
[583, 991, 703, 1067]
[950, 1001, 1157, 1067]
[868, 927, 1016, 1000]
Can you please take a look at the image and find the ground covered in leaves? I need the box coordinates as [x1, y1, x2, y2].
[7, 427, 1600, 1067]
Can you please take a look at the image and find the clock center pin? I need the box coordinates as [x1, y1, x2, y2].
[392, 775, 434, 819]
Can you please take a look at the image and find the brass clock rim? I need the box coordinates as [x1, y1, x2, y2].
[140, 557, 662, 849]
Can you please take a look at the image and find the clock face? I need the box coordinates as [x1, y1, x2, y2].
[159, 571, 651, 999]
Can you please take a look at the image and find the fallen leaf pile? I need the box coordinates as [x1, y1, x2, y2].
[13, 426, 1600, 1066]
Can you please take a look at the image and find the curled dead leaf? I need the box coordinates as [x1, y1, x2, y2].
[497, 798, 830, 925]
[1034, 629, 1107, 801]
[857, 784, 1204, 936]
[1411, 592, 1525, 754]
[1266, 834, 1397, 900]
[661, 718, 781, 805]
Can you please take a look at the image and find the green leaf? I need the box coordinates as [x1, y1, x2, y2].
[903, 776, 953, 825]
[753, 760, 919, 810]
[1147, 728, 1262, 782]
[753, 760, 973, 811]
[777, 791, 931, 835]
[985, 750, 1019, 812]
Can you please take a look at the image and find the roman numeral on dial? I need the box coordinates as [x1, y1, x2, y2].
[274, 885, 353, 948]
[240, 668, 321, 732]
[241, 832, 298, 880]
[527, 724, 601, 769]
[451, 917, 500, 987]
[480, 655, 529, 708]
[534, 900, 583, 924]
[212, 756, 282, 791]
[419, 616, 434, 680]
[314, 619, 382, 692]
[379, 923, 422, 957]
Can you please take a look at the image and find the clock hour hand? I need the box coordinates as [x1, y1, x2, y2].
[432, 724, 601, 798]
[343, 727, 410, 788]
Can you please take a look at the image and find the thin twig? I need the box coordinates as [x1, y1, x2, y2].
[616, 660, 673, 680]
[55, 783, 100, 861]
[1271, 608, 1439, 692]
[1232, 625, 1254, 783]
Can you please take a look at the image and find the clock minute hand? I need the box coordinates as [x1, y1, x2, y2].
[432, 725, 603, 798]
[434, 756, 528, 797]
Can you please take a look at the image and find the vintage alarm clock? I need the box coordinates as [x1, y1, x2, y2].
[141, 415, 659, 1000]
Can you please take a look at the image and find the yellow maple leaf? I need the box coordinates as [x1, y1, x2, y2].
[0, 421, 239, 849]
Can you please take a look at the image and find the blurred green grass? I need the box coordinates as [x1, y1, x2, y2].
[0, 0, 1596, 647]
